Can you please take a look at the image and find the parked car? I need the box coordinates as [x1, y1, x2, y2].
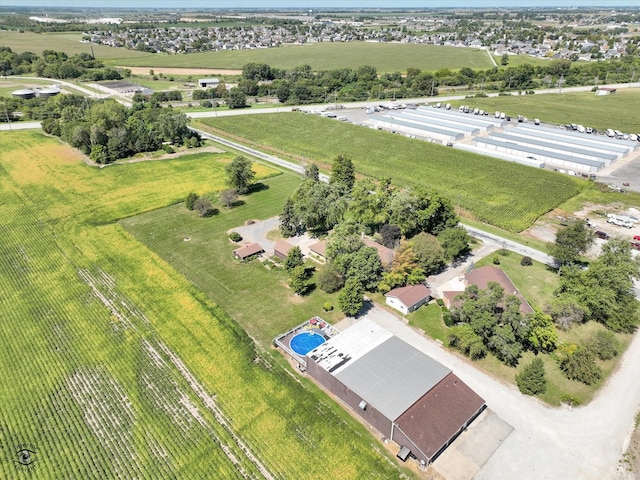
[634, 235, 640, 241]
[594, 230, 610, 240]
[631, 242, 640, 251]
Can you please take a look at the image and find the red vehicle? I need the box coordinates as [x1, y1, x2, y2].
[634, 235, 640, 241]
[623, 182, 630, 187]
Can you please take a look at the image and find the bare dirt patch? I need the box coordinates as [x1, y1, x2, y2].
[121, 66, 242, 76]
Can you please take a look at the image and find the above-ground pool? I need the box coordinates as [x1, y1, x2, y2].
[289, 332, 326, 356]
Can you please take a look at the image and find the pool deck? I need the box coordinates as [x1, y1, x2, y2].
[274, 317, 339, 368]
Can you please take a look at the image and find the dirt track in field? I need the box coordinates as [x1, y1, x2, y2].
[120, 66, 242, 76]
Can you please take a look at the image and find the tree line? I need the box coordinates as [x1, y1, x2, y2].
[0, 47, 128, 81]
[236, 56, 640, 104]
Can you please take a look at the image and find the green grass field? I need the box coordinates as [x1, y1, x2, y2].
[451, 89, 640, 133]
[0, 131, 410, 479]
[197, 113, 583, 232]
[109, 42, 495, 72]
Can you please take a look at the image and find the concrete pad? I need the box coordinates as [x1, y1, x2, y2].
[433, 409, 513, 480]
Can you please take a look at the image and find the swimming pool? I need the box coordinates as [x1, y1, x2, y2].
[289, 332, 326, 356]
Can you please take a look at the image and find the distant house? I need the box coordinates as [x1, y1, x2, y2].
[385, 284, 431, 315]
[198, 78, 220, 88]
[442, 265, 533, 314]
[233, 242, 264, 261]
[274, 239, 294, 260]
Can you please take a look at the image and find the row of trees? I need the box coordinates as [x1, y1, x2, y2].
[235, 56, 640, 104]
[40, 96, 201, 163]
[0, 47, 127, 80]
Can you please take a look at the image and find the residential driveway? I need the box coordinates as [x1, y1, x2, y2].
[230, 217, 320, 259]
[361, 304, 640, 480]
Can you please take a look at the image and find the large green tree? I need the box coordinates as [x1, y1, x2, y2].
[438, 226, 471, 262]
[225, 155, 255, 194]
[549, 220, 593, 266]
[411, 232, 445, 275]
[330, 154, 355, 190]
[555, 238, 640, 333]
[338, 278, 364, 316]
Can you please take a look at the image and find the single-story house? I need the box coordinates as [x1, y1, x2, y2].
[274, 239, 294, 260]
[233, 242, 264, 261]
[442, 265, 533, 314]
[309, 236, 394, 265]
[385, 284, 431, 315]
[309, 240, 327, 260]
[306, 319, 485, 465]
[198, 78, 220, 88]
[362, 237, 395, 266]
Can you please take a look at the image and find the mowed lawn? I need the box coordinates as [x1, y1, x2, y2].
[450, 88, 640, 133]
[0, 131, 409, 479]
[198, 113, 583, 232]
[110, 42, 494, 72]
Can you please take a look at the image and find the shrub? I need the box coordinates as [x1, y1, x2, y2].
[516, 358, 546, 395]
[185, 192, 198, 211]
[442, 308, 454, 327]
[520, 256, 533, 266]
[560, 394, 582, 406]
[194, 196, 216, 217]
[201, 100, 213, 108]
[492, 254, 501, 265]
[229, 232, 242, 242]
[435, 298, 445, 307]
[586, 330, 619, 361]
[559, 346, 602, 385]
[162, 143, 175, 154]
[323, 302, 333, 312]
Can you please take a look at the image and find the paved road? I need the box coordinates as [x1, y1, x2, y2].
[192, 127, 330, 183]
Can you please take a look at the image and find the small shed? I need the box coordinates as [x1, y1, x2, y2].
[596, 87, 616, 96]
[198, 78, 220, 88]
[274, 239, 294, 260]
[233, 242, 264, 261]
[385, 284, 431, 315]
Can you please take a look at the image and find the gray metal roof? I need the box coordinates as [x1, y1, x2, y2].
[335, 335, 450, 421]
[416, 106, 506, 128]
[370, 116, 464, 140]
[453, 143, 545, 168]
[513, 125, 631, 154]
[473, 137, 605, 168]
[489, 132, 618, 162]
[391, 111, 479, 134]
[516, 124, 638, 150]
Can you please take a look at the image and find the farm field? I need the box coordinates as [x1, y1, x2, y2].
[0, 131, 409, 479]
[107, 42, 495, 73]
[196, 113, 584, 232]
[0, 31, 149, 60]
[450, 88, 640, 133]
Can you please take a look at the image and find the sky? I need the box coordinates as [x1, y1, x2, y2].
[3, 1, 639, 8]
